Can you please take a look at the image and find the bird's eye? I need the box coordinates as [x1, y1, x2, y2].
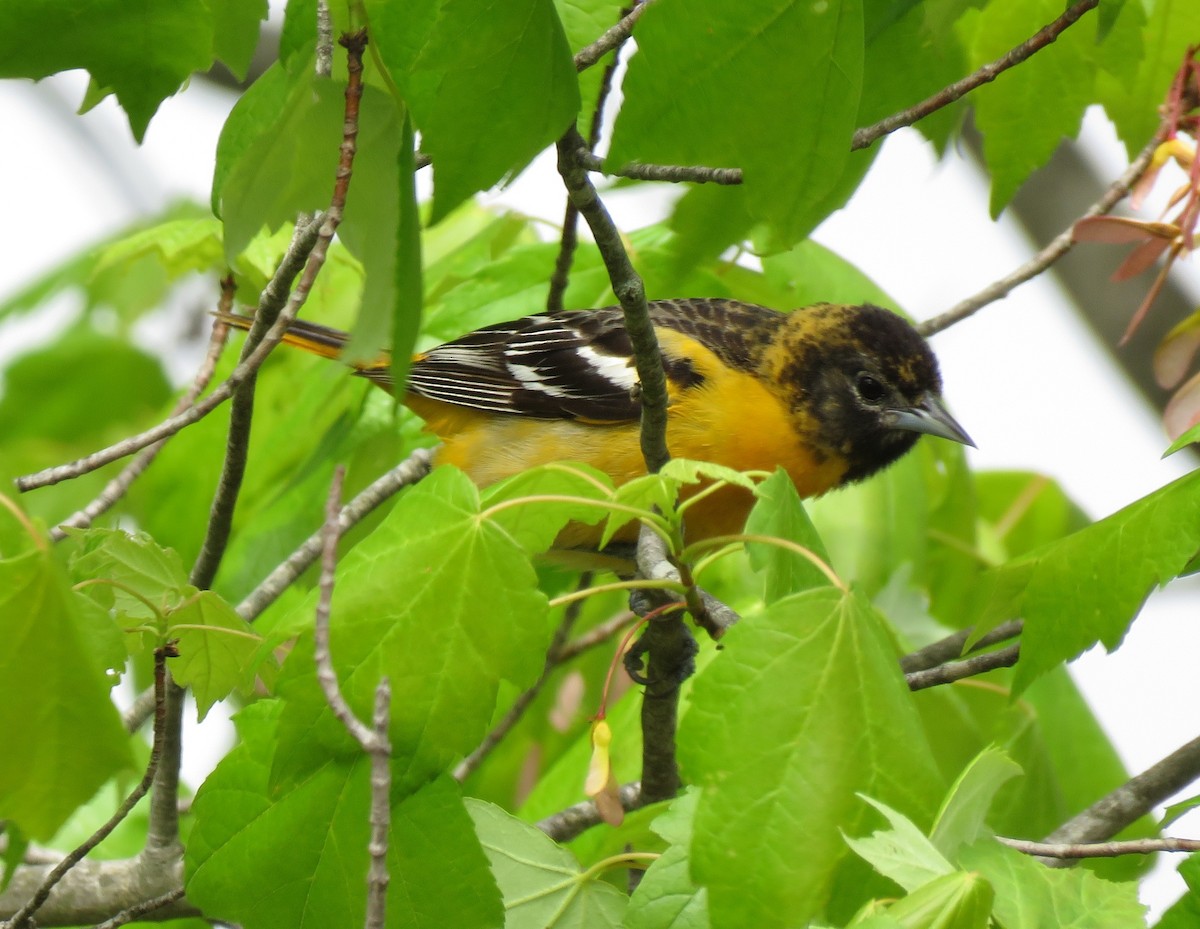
[855, 373, 886, 404]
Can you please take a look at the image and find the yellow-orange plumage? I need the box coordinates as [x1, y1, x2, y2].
[218, 298, 971, 549]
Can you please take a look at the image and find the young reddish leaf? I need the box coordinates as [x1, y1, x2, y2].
[1153, 310, 1200, 388]
[1163, 368, 1200, 440]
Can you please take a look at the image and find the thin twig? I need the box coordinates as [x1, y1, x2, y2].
[919, 131, 1165, 336]
[573, 149, 743, 186]
[314, 467, 376, 748]
[453, 574, 594, 782]
[573, 1, 653, 72]
[548, 7, 630, 313]
[537, 782, 642, 842]
[192, 32, 369, 591]
[5, 645, 175, 929]
[999, 836, 1200, 859]
[237, 446, 434, 622]
[313, 465, 392, 929]
[851, 0, 1099, 152]
[51, 290, 233, 541]
[903, 643, 1020, 691]
[1040, 734, 1200, 855]
[316, 0, 333, 78]
[365, 679, 391, 929]
[555, 125, 669, 474]
[86, 887, 186, 929]
[900, 620, 1024, 673]
[13, 216, 323, 493]
[556, 610, 638, 664]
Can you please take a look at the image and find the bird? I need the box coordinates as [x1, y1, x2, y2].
[218, 298, 972, 549]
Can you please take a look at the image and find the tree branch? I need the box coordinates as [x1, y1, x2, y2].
[1040, 734, 1200, 858]
[13, 215, 322, 494]
[999, 836, 1200, 859]
[899, 620, 1023, 674]
[537, 782, 643, 843]
[2, 646, 176, 929]
[573, 1, 653, 72]
[50, 286, 233, 541]
[237, 446, 435, 622]
[851, 0, 1100, 152]
[919, 131, 1164, 336]
[573, 149, 743, 186]
[555, 125, 669, 474]
[313, 465, 392, 929]
[548, 6, 630, 314]
[86, 888, 186, 929]
[903, 643, 1021, 691]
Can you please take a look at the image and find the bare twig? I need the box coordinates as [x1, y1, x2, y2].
[4, 646, 175, 929]
[548, 6, 630, 314]
[1040, 734, 1200, 855]
[573, 1, 653, 72]
[537, 782, 643, 842]
[900, 620, 1023, 673]
[313, 465, 392, 929]
[453, 574, 594, 782]
[556, 126, 669, 473]
[999, 836, 1200, 859]
[904, 643, 1020, 691]
[51, 292, 233, 541]
[86, 887, 186, 929]
[237, 446, 434, 622]
[557, 610, 639, 664]
[191, 32, 369, 591]
[851, 0, 1100, 152]
[919, 131, 1165, 336]
[316, 0, 333, 78]
[14, 216, 323, 493]
[145, 679, 185, 852]
[573, 149, 743, 186]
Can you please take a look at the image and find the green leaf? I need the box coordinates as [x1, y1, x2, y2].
[929, 747, 1022, 859]
[627, 790, 709, 929]
[389, 111, 424, 398]
[1155, 854, 1200, 929]
[973, 469, 1200, 692]
[70, 529, 192, 619]
[967, 0, 1094, 215]
[188, 703, 502, 929]
[93, 217, 225, 284]
[1099, 0, 1200, 158]
[974, 472, 1089, 562]
[1164, 421, 1200, 457]
[481, 462, 616, 553]
[958, 840, 1146, 929]
[169, 592, 263, 721]
[608, 0, 865, 245]
[270, 467, 554, 796]
[883, 870, 994, 929]
[209, 0, 268, 81]
[0, 547, 134, 840]
[1162, 794, 1200, 830]
[745, 468, 836, 600]
[845, 796, 955, 893]
[0, 333, 171, 446]
[466, 798, 628, 927]
[367, 0, 581, 221]
[681, 587, 943, 928]
[0, 0, 214, 140]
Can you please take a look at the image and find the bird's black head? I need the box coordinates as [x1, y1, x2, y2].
[777, 303, 973, 485]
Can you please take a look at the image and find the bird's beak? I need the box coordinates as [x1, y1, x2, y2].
[883, 395, 975, 447]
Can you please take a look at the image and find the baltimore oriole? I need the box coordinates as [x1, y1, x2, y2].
[219, 299, 972, 547]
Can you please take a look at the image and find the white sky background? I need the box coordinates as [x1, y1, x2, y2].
[2, 60, 1200, 917]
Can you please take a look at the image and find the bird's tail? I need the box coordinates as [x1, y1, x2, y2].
[214, 311, 394, 387]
